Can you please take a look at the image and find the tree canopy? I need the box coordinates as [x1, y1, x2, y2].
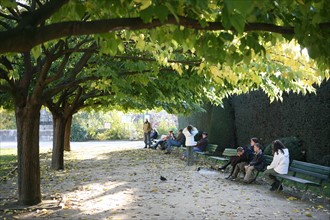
[0, 0, 329, 205]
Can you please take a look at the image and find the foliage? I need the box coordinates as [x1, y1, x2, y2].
[70, 123, 87, 142]
[0, 108, 16, 129]
[0, 148, 17, 181]
[0, 0, 329, 205]
[0, 0, 329, 104]
[264, 136, 304, 161]
[72, 110, 177, 141]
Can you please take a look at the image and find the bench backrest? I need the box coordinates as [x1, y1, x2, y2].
[206, 144, 218, 153]
[222, 148, 237, 157]
[264, 155, 273, 166]
[289, 160, 330, 182]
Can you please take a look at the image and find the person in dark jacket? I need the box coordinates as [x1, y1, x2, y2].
[227, 146, 254, 180]
[243, 143, 264, 183]
[218, 137, 259, 171]
[181, 131, 208, 160]
[165, 129, 186, 154]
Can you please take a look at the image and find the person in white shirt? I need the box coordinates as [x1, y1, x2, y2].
[181, 125, 198, 160]
[264, 140, 290, 191]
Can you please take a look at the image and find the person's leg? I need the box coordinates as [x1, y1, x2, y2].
[166, 140, 180, 153]
[192, 147, 202, 153]
[147, 131, 151, 147]
[244, 165, 255, 182]
[237, 162, 247, 177]
[263, 168, 280, 190]
[152, 140, 164, 149]
[144, 133, 148, 148]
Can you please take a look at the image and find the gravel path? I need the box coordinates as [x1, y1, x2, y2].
[0, 141, 329, 219]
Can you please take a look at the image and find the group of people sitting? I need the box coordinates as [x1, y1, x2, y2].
[150, 129, 186, 153]
[214, 138, 290, 191]
[148, 125, 209, 160]
[144, 120, 289, 191]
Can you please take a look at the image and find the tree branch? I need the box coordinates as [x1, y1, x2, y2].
[3, 15, 325, 54]
[17, 0, 69, 29]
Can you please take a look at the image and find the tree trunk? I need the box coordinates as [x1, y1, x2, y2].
[64, 115, 72, 151]
[51, 115, 66, 170]
[16, 103, 42, 205]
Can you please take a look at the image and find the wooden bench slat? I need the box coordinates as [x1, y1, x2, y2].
[289, 167, 329, 181]
[208, 156, 229, 161]
[274, 174, 321, 186]
[290, 160, 330, 176]
[222, 148, 237, 157]
[195, 144, 217, 155]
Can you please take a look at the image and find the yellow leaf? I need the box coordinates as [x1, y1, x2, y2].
[305, 212, 313, 217]
[287, 196, 297, 201]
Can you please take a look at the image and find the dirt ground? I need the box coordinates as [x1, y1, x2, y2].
[0, 141, 329, 219]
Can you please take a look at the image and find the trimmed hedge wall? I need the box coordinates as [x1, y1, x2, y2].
[179, 81, 330, 165]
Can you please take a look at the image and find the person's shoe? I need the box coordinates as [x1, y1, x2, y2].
[227, 176, 236, 180]
[278, 184, 283, 191]
[270, 182, 278, 191]
[218, 166, 226, 171]
[225, 175, 231, 179]
[180, 156, 186, 160]
[144, 146, 147, 148]
[165, 151, 171, 154]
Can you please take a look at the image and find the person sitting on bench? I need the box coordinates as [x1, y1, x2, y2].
[226, 146, 254, 180]
[218, 137, 259, 171]
[181, 130, 208, 160]
[263, 139, 290, 191]
[151, 130, 175, 149]
[243, 143, 265, 183]
[165, 129, 186, 154]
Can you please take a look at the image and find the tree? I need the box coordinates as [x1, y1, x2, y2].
[0, 0, 329, 205]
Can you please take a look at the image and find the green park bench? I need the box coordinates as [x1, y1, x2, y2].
[273, 160, 330, 199]
[195, 144, 218, 156]
[208, 148, 237, 162]
[256, 155, 330, 199]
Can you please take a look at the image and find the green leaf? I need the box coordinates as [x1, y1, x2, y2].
[0, 0, 17, 8]
[225, 0, 254, 16]
[230, 13, 245, 34]
[154, 5, 168, 23]
[140, 7, 154, 23]
[31, 46, 42, 60]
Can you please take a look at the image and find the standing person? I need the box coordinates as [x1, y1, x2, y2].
[180, 125, 198, 161]
[143, 119, 152, 148]
[183, 131, 208, 156]
[165, 129, 186, 154]
[263, 140, 290, 191]
[243, 143, 265, 183]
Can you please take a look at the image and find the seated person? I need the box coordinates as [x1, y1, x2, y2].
[151, 130, 175, 149]
[218, 137, 259, 171]
[180, 131, 208, 160]
[243, 143, 265, 183]
[263, 140, 289, 191]
[150, 128, 159, 143]
[226, 146, 254, 180]
[165, 129, 186, 154]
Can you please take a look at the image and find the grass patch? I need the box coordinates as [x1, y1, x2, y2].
[0, 148, 17, 180]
